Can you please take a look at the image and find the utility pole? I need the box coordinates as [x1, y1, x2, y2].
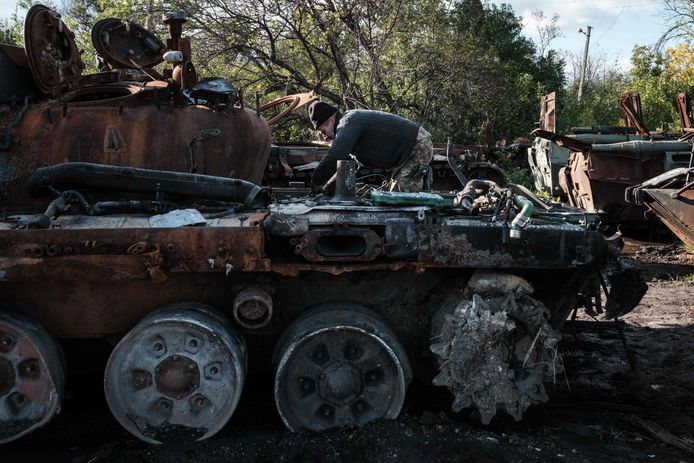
[577, 25, 592, 101]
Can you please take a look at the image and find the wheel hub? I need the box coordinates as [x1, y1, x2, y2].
[104, 303, 247, 444]
[155, 355, 200, 400]
[274, 304, 412, 432]
[0, 357, 15, 397]
[0, 313, 64, 445]
[318, 361, 361, 406]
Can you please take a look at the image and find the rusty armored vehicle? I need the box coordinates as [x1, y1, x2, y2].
[626, 103, 694, 246]
[531, 93, 692, 234]
[0, 5, 645, 446]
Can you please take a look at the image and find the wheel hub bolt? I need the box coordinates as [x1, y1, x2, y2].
[0, 334, 14, 353]
[18, 359, 40, 379]
[0, 356, 15, 396]
[6, 391, 28, 414]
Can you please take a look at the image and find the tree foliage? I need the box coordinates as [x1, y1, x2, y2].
[6, 0, 690, 142]
[20, 0, 561, 144]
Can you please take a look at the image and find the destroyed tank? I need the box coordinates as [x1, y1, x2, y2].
[0, 5, 646, 446]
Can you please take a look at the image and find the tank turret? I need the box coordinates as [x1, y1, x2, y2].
[0, 5, 272, 211]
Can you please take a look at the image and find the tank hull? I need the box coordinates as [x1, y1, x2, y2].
[1, 84, 271, 210]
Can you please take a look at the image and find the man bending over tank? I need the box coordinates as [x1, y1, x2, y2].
[308, 101, 433, 193]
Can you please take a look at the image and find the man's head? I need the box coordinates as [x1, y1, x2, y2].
[309, 101, 338, 139]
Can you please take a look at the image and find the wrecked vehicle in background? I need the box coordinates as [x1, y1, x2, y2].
[627, 165, 694, 247]
[532, 92, 692, 233]
[264, 139, 508, 192]
[528, 93, 652, 197]
[627, 102, 694, 245]
[1, 5, 646, 446]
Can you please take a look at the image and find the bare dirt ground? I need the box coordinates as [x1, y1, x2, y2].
[2, 241, 693, 463]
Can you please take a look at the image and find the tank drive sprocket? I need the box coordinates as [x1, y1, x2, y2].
[430, 272, 562, 424]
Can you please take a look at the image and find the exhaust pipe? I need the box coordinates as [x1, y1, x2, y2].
[28, 162, 265, 208]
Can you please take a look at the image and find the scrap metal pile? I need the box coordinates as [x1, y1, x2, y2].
[0, 5, 646, 446]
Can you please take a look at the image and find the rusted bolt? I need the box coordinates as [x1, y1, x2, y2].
[210, 366, 219, 375]
[153, 342, 164, 352]
[7, 391, 27, 414]
[18, 359, 40, 379]
[166, 243, 175, 252]
[157, 398, 172, 411]
[46, 245, 62, 257]
[189, 339, 198, 348]
[131, 370, 152, 390]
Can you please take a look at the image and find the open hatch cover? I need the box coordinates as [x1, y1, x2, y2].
[24, 4, 85, 97]
[91, 18, 166, 70]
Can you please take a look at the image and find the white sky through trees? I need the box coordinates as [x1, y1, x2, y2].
[0, 0, 683, 70]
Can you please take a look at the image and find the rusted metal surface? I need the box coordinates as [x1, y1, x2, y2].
[619, 92, 650, 138]
[0, 17, 648, 438]
[628, 167, 694, 246]
[540, 92, 556, 133]
[0, 224, 269, 281]
[294, 228, 382, 262]
[23, 5, 85, 97]
[258, 92, 319, 126]
[0, 44, 39, 104]
[559, 149, 662, 214]
[417, 222, 605, 268]
[4, 97, 271, 210]
[91, 18, 166, 69]
[1, 6, 272, 211]
[677, 92, 692, 131]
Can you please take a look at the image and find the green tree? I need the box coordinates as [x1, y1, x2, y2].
[628, 44, 694, 131]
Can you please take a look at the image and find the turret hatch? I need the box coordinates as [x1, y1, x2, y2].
[91, 18, 166, 70]
[23, 5, 85, 97]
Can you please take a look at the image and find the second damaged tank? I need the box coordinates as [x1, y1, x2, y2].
[0, 5, 646, 447]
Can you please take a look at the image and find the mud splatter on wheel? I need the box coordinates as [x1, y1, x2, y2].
[274, 303, 412, 432]
[431, 272, 562, 424]
[0, 312, 65, 444]
[104, 302, 246, 444]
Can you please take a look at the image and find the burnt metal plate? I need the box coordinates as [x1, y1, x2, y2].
[23, 5, 84, 97]
[91, 18, 166, 69]
[295, 228, 382, 262]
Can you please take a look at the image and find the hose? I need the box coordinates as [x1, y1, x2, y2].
[454, 179, 497, 212]
[509, 195, 533, 239]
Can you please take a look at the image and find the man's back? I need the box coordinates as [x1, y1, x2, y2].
[311, 110, 419, 186]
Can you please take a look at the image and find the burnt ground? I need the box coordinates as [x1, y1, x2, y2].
[2, 241, 694, 463]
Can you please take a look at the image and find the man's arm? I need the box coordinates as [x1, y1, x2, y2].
[310, 121, 359, 190]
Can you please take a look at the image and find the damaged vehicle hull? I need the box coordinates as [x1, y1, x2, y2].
[0, 5, 645, 447]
